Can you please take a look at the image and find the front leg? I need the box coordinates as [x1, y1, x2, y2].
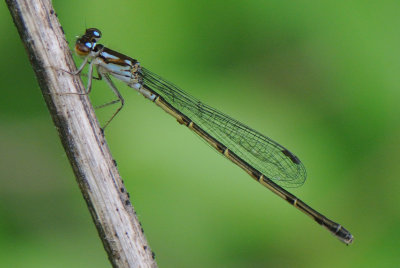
[54, 60, 96, 96]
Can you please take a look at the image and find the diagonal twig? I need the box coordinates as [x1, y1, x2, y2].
[5, 0, 157, 267]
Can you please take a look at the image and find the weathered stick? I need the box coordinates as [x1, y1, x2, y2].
[5, 0, 157, 267]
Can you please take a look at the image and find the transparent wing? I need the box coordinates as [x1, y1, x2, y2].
[140, 67, 306, 187]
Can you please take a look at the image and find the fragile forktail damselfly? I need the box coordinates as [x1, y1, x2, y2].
[70, 28, 353, 244]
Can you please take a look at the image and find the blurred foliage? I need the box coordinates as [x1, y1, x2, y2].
[1, 0, 400, 267]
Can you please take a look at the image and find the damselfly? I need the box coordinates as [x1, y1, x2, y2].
[71, 28, 353, 244]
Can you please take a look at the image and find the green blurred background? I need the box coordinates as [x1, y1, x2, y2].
[1, 1, 400, 267]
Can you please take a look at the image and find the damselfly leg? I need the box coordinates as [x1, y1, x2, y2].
[59, 52, 125, 129]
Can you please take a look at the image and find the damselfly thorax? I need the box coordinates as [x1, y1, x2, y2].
[75, 29, 156, 103]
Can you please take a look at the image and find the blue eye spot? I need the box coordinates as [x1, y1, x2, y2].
[94, 31, 100, 37]
[85, 42, 92, 48]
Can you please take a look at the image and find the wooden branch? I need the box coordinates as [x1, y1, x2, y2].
[5, 1, 157, 267]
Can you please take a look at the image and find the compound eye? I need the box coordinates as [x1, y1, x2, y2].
[93, 30, 101, 38]
[85, 42, 93, 49]
[85, 28, 102, 40]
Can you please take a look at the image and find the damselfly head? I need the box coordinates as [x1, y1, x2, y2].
[75, 28, 102, 57]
